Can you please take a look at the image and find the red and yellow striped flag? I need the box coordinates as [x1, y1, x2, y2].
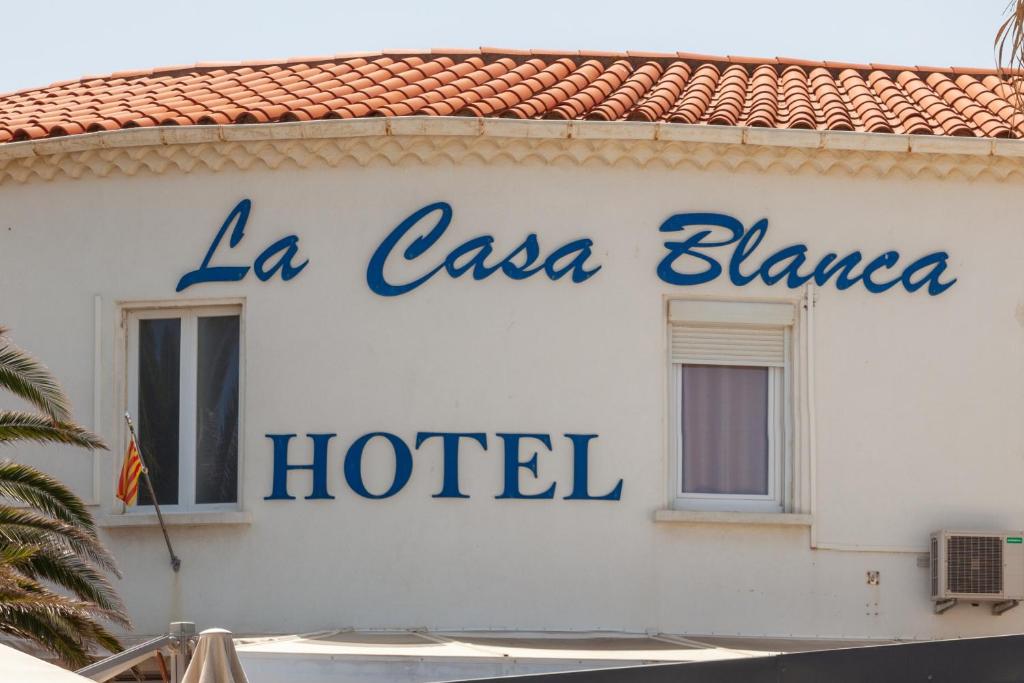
[116, 437, 143, 506]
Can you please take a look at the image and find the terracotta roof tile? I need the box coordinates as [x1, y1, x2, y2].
[728, 54, 778, 66]
[626, 50, 677, 60]
[776, 56, 826, 68]
[832, 72, 883, 132]
[430, 48, 480, 56]
[2, 49, 1021, 143]
[628, 61, 690, 122]
[675, 51, 725, 62]
[861, 70, 924, 134]
[668, 63, 719, 124]
[539, 59, 606, 120]
[578, 49, 622, 59]
[588, 61, 663, 121]
[459, 58, 547, 117]
[706, 64, 748, 126]
[746, 64, 780, 127]
[964, 75, 1024, 134]
[927, 73, 1012, 138]
[895, 71, 973, 136]
[869, 62, 917, 72]
[551, 59, 632, 120]
[780, 66, 816, 129]
[481, 47, 532, 56]
[497, 58, 576, 119]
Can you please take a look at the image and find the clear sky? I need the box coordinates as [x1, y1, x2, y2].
[1, 0, 1013, 93]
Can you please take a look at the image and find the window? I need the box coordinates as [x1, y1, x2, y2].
[669, 300, 794, 513]
[126, 306, 242, 511]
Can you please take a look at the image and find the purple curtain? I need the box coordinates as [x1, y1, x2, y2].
[681, 365, 769, 495]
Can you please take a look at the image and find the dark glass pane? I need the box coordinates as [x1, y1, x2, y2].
[681, 364, 769, 495]
[195, 315, 240, 504]
[138, 318, 180, 506]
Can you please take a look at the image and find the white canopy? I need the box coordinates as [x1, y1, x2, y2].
[0, 642, 94, 682]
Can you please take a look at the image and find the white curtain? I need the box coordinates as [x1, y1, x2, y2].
[681, 364, 769, 495]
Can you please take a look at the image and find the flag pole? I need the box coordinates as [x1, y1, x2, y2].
[124, 412, 182, 572]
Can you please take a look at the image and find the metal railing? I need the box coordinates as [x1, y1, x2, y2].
[77, 622, 195, 682]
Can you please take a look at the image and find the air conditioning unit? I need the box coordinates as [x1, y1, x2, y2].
[930, 530, 1024, 615]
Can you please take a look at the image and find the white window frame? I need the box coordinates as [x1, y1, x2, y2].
[124, 304, 244, 514]
[668, 299, 795, 514]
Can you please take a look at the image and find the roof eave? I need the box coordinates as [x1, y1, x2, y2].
[1, 117, 1017, 161]
[2, 118, 1023, 187]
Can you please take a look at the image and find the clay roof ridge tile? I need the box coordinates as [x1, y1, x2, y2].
[333, 51, 383, 60]
[868, 62, 920, 73]
[430, 47, 483, 55]
[727, 54, 778, 65]
[529, 48, 582, 58]
[675, 51, 728, 62]
[776, 56, 825, 68]
[625, 50, 676, 59]
[577, 49, 624, 58]
[109, 68, 153, 79]
[820, 60, 869, 72]
[951, 66, 1000, 76]
[480, 47, 532, 56]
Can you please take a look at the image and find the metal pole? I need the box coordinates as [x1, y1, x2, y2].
[169, 622, 196, 683]
[124, 412, 182, 572]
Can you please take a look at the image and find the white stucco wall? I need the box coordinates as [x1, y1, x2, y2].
[2, 121, 1024, 641]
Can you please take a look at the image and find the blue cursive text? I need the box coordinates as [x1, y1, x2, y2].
[177, 199, 309, 292]
[366, 202, 602, 296]
[657, 212, 956, 295]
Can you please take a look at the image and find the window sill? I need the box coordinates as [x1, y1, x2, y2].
[653, 509, 813, 527]
[98, 511, 252, 528]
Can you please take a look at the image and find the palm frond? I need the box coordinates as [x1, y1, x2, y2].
[0, 545, 38, 565]
[0, 506, 119, 575]
[0, 567, 123, 666]
[0, 567, 126, 626]
[12, 550, 129, 627]
[996, 1, 1024, 114]
[0, 412, 107, 450]
[0, 329, 125, 663]
[0, 607, 93, 667]
[0, 460, 96, 531]
[0, 337, 71, 423]
[0, 597, 121, 667]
